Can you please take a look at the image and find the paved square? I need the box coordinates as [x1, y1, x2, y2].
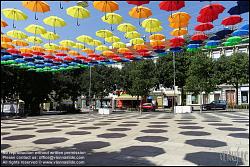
[1, 111, 249, 166]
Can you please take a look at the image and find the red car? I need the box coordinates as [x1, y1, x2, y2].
[141, 103, 156, 112]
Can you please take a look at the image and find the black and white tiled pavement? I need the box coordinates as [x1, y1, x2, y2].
[1, 111, 249, 166]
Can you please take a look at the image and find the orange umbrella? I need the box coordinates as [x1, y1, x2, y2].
[129, 6, 152, 25]
[170, 28, 188, 36]
[22, 1, 50, 20]
[31, 46, 45, 52]
[102, 50, 115, 57]
[93, 1, 119, 19]
[82, 48, 94, 54]
[117, 48, 130, 54]
[19, 47, 33, 53]
[1, 35, 12, 42]
[1, 20, 8, 27]
[45, 49, 57, 54]
[150, 40, 164, 46]
[58, 46, 70, 52]
[1, 42, 15, 49]
[12, 39, 29, 47]
[68, 50, 80, 56]
[133, 44, 148, 50]
[149, 34, 165, 40]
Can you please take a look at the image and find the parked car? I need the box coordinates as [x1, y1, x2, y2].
[141, 103, 156, 112]
[202, 100, 227, 110]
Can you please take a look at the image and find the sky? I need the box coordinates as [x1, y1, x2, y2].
[1, 1, 249, 54]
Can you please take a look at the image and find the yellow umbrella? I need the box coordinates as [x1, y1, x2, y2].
[93, 1, 119, 19]
[43, 16, 66, 34]
[118, 48, 130, 54]
[44, 43, 59, 50]
[134, 44, 148, 50]
[105, 36, 120, 43]
[96, 45, 109, 51]
[66, 6, 90, 26]
[145, 26, 163, 34]
[7, 30, 27, 39]
[1, 20, 8, 27]
[58, 46, 70, 52]
[124, 31, 141, 39]
[20, 47, 33, 53]
[31, 46, 45, 52]
[25, 24, 46, 34]
[73, 43, 85, 49]
[101, 13, 123, 31]
[170, 28, 188, 36]
[1, 42, 15, 49]
[1, 35, 12, 42]
[82, 48, 94, 54]
[150, 40, 164, 46]
[149, 34, 165, 40]
[59, 40, 75, 47]
[96, 30, 113, 44]
[142, 18, 161, 29]
[130, 38, 144, 45]
[22, 1, 50, 20]
[117, 23, 136, 33]
[41, 31, 59, 44]
[129, 6, 152, 25]
[112, 42, 126, 49]
[76, 35, 93, 44]
[12, 39, 29, 47]
[1, 8, 27, 28]
[68, 50, 80, 56]
[88, 39, 102, 46]
[26, 36, 43, 45]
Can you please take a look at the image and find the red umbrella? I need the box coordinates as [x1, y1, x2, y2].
[159, 1, 185, 11]
[53, 57, 63, 62]
[6, 48, 20, 54]
[153, 45, 165, 50]
[21, 53, 33, 57]
[221, 15, 243, 26]
[64, 56, 74, 61]
[32, 51, 45, 56]
[126, 1, 150, 6]
[112, 56, 122, 62]
[88, 53, 100, 58]
[170, 37, 185, 44]
[123, 51, 133, 56]
[197, 14, 218, 23]
[124, 54, 135, 59]
[199, 3, 225, 15]
[195, 23, 214, 31]
[56, 52, 67, 57]
[137, 49, 149, 53]
[75, 55, 86, 60]
[169, 42, 184, 47]
[139, 51, 151, 57]
[94, 56, 106, 61]
[191, 33, 208, 41]
[43, 54, 55, 59]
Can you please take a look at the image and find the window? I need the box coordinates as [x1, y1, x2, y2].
[214, 94, 220, 101]
[241, 91, 248, 103]
[191, 95, 198, 104]
[212, 51, 221, 59]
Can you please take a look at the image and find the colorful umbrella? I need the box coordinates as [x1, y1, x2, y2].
[232, 30, 249, 36]
[145, 26, 163, 34]
[7, 30, 27, 39]
[221, 15, 243, 26]
[170, 28, 188, 36]
[124, 31, 141, 39]
[227, 36, 242, 43]
[1, 20, 8, 27]
[215, 29, 233, 38]
[96, 30, 113, 44]
[66, 6, 90, 26]
[222, 41, 236, 46]
[199, 3, 225, 15]
[112, 42, 126, 48]
[102, 50, 115, 57]
[129, 6, 152, 25]
[41, 31, 59, 44]
[195, 23, 214, 31]
[93, 1, 119, 19]
[95, 45, 109, 51]
[191, 33, 208, 41]
[130, 38, 144, 45]
[68, 50, 80, 56]
[1, 35, 12, 42]
[150, 40, 164, 47]
[105, 36, 120, 43]
[134, 44, 147, 50]
[117, 23, 136, 33]
[1, 8, 28, 28]
[77, 1, 89, 8]
[102, 13, 123, 31]
[159, 1, 185, 13]
[1, 42, 15, 49]
[43, 16, 66, 34]
[149, 34, 165, 40]
[240, 24, 249, 30]
[126, 1, 150, 6]
[44, 43, 59, 50]
[168, 12, 191, 24]
[58, 46, 70, 52]
[12, 39, 29, 47]
[76, 35, 93, 44]
[170, 37, 185, 44]
[197, 14, 218, 23]
[228, 5, 249, 15]
[59, 40, 76, 47]
[88, 39, 102, 47]
[26, 36, 43, 44]
[32, 46, 45, 52]
[20, 47, 33, 53]
[73, 43, 85, 50]
[117, 48, 130, 54]
[25, 24, 47, 41]
[206, 40, 220, 46]
[142, 18, 161, 29]
[22, 1, 50, 20]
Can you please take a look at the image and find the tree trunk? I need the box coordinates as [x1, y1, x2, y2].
[181, 87, 185, 106]
[235, 84, 239, 106]
[200, 93, 202, 114]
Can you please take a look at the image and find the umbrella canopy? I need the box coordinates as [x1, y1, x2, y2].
[88, 39, 102, 46]
[197, 14, 218, 23]
[117, 48, 130, 54]
[159, 1, 185, 12]
[25, 24, 47, 35]
[199, 3, 225, 15]
[66, 6, 90, 26]
[209, 35, 223, 40]
[170, 37, 185, 44]
[170, 28, 188, 36]
[32, 46, 45, 52]
[232, 30, 249, 36]
[117, 23, 136, 32]
[6, 48, 20, 54]
[7, 30, 28, 39]
[1, 8, 28, 28]
[195, 23, 214, 31]
[102, 13, 123, 31]
[96, 30, 113, 38]
[44, 43, 59, 50]
[73, 43, 85, 50]
[59, 40, 76, 47]
[223, 41, 236, 46]
[12, 39, 29, 46]
[95, 45, 109, 51]
[150, 40, 164, 46]
[149, 34, 165, 40]
[20, 48, 32, 53]
[76, 35, 93, 43]
[102, 50, 115, 57]
[41, 31, 59, 43]
[145, 26, 163, 33]
[1, 35, 12, 42]
[126, 1, 150, 6]
[105, 36, 120, 43]
[227, 36, 242, 43]
[130, 38, 144, 45]
[68, 50, 80, 56]
[134, 44, 147, 50]
[191, 33, 208, 41]
[1, 20, 8, 27]
[26, 36, 43, 44]
[43, 16, 66, 34]
[187, 44, 200, 49]
[215, 29, 233, 38]
[1, 42, 15, 49]
[228, 5, 249, 15]
[58, 46, 70, 52]
[221, 15, 243, 26]
[93, 1, 119, 19]
[112, 42, 126, 48]
[82, 48, 94, 54]
[124, 31, 141, 39]
[129, 6, 152, 25]
[206, 40, 220, 46]
[22, 1, 50, 20]
[142, 18, 161, 29]
[168, 12, 191, 24]
[169, 20, 189, 29]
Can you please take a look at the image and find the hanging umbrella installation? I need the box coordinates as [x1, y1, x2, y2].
[66, 6, 90, 26]
[129, 6, 152, 26]
[43, 16, 66, 34]
[102, 13, 123, 31]
[22, 1, 50, 20]
[1, 8, 28, 28]
[93, 1, 119, 20]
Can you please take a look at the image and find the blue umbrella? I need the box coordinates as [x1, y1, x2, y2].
[232, 30, 249, 36]
[1, 55, 13, 60]
[73, 59, 82, 64]
[44, 59, 53, 63]
[51, 66, 59, 69]
[53, 62, 62, 65]
[237, 1, 249, 8]
[170, 47, 183, 52]
[15, 58, 26, 63]
[35, 64, 45, 68]
[121, 58, 130, 62]
[24, 57, 35, 62]
[228, 5, 249, 15]
[216, 29, 233, 38]
[27, 62, 35, 66]
[60, 63, 68, 68]
[189, 40, 203, 44]
[187, 44, 200, 49]
[33, 55, 44, 60]
[34, 60, 44, 64]
[1, 51, 11, 56]
[12, 54, 23, 59]
[154, 49, 165, 53]
[69, 62, 78, 66]
[206, 40, 221, 46]
[240, 24, 249, 30]
[44, 63, 53, 67]
[209, 35, 223, 40]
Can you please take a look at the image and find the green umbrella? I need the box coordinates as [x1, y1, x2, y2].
[241, 38, 249, 44]
[223, 42, 237, 46]
[205, 45, 217, 49]
[227, 36, 242, 43]
[187, 48, 200, 52]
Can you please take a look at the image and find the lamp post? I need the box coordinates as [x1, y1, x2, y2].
[88, 65, 92, 114]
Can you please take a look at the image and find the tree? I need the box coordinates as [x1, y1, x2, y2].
[156, 51, 191, 105]
[216, 53, 249, 106]
[185, 51, 218, 111]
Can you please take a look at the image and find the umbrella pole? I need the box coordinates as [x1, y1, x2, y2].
[173, 52, 176, 114]
[60, 1, 63, 9]
[88, 66, 92, 115]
